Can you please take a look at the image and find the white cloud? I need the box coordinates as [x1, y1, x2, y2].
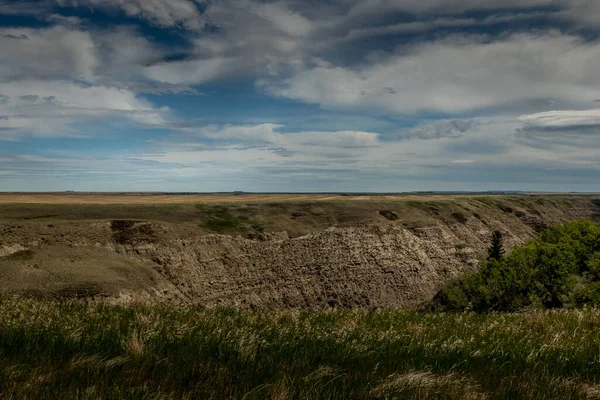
[177, 123, 380, 149]
[26, 0, 597, 96]
[519, 109, 600, 128]
[142, 57, 236, 85]
[3, 117, 600, 191]
[154, 118, 600, 180]
[186, 123, 282, 142]
[123, 82, 202, 95]
[94, 27, 166, 81]
[137, 0, 313, 83]
[320, 11, 553, 50]
[0, 25, 171, 139]
[0, 80, 165, 138]
[307, 0, 558, 49]
[56, 0, 206, 30]
[0, 80, 157, 113]
[46, 13, 83, 26]
[263, 32, 600, 114]
[4, 0, 600, 192]
[251, 2, 312, 37]
[0, 26, 96, 81]
[451, 159, 475, 164]
[558, 0, 600, 27]
[343, 0, 553, 15]
[401, 118, 483, 140]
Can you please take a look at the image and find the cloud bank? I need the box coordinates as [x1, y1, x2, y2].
[1, 0, 600, 191]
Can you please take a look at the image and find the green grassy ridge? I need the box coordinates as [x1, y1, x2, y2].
[0, 194, 594, 226]
[196, 204, 263, 233]
[1, 297, 600, 399]
[432, 220, 600, 312]
[1, 195, 598, 242]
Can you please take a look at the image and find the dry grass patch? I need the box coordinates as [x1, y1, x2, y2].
[372, 370, 487, 400]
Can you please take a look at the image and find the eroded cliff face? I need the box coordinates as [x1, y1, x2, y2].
[111, 225, 462, 308]
[1, 196, 599, 308]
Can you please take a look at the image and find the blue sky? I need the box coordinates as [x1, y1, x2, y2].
[1, 0, 600, 192]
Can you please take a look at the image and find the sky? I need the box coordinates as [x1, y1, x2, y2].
[1, 0, 600, 192]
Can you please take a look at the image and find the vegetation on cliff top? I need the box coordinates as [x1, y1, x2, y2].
[432, 220, 600, 312]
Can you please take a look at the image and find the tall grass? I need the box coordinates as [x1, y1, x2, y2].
[1, 297, 600, 399]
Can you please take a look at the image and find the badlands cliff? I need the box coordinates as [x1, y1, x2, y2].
[1, 195, 598, 308]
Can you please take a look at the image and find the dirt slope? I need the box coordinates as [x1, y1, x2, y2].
[0, 246, 181, 302]
[1, 195, 599, 307]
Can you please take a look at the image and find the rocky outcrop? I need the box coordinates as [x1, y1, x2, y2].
[113, 225, 465, 308]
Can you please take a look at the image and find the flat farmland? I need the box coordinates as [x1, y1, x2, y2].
[0, 193, 340, 204]
[0, 192, 591, 205]
[0, 192, 479, 204]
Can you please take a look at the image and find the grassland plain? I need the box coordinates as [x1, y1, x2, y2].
[1, 297, 600, 399]
[0, 193, 565, 205]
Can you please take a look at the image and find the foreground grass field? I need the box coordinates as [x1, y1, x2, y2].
[1, 298, 600, 399]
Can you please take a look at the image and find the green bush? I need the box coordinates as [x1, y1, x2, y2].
[432, 220, 600, 312]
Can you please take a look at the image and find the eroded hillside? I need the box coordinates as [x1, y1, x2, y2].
[1, 195, 599, 308]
